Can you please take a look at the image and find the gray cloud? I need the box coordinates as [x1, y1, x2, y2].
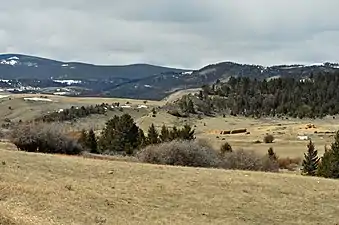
[0, 0, 339, 69]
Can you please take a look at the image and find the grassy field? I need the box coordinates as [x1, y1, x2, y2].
[1, 149, 339, 225]
[1, 92, 339, 158]
[0, 93, 161, 125]
[137, 111, 339, 158]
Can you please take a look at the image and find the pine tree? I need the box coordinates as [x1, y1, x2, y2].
[87, 129, 98, 154]
[187, 99, 195, 113]
[147, 123, 159, 144]
[317, 131, 339, 178]
[169, 126, 179, 141]
[178, 124, 195, 140]
[137, 129, 146, 149]
[159, 124, 170, 143]
[268, 147, 277, 161]
[98, 114, 140, 155]
[317, 147, 333, 178]
[329, 131, 339, 178]
[302, 140, 319, 176]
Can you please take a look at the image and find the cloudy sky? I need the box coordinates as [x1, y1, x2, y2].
[0, 0, 338, 69]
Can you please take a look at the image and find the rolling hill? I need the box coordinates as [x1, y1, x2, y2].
[1, 148, 339, 225]
[1, 54, 339, 100]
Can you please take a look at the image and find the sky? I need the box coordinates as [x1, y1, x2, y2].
[0, 0, 338, 69]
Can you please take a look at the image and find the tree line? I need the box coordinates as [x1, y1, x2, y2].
[35, 102, 123, 122]
[69, 114, 195, 155]
[176, 72, 339, 118]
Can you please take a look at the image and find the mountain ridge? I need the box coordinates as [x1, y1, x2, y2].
[1, 53, 339, 100]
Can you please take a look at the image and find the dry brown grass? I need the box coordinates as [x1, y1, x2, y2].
[1, 149, 339, 224]
[137, 112, 339, 158]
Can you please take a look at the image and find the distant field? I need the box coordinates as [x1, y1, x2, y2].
[1, 149, 339, 225]
[0, 93, 162, 124]
[138, 111, 339, 158]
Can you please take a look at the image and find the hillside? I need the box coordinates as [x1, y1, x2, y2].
[1, 54, 339, 100]
[0, 148, 338, 225]
[0, 54, 187, 80]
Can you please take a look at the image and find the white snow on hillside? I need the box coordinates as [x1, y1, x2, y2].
[61, 64, 69, 67]
[23, 97, 53, 102]
[1, 59, 18, 66]
[182, 71, 193, 75]
[53, 80, 82, 85]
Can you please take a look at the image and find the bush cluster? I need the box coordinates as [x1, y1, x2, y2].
[137, 140, 279, 172]
[10, 123, 83, 155]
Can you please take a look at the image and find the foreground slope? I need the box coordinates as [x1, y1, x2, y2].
[0, 149, 339, 225]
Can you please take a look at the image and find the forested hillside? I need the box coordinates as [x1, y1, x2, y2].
[175, 72, 339, 118]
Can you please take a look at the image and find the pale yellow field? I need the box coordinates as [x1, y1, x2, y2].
[0, 93, 161, 123]
[1, 93, 338, 158]
[1, 149, 339, 225]
[138, 111, 339, 158]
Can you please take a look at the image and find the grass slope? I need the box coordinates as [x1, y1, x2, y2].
[0, 149, 339, 225]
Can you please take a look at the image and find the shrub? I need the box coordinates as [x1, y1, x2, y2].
[220, 142, 233, 155]
[220, 149, 279, 172]
[10, 123, 83, 155]
[136, 140, 221, 168]
[277, 157, 301, 170]
[263, 134, 275, 143]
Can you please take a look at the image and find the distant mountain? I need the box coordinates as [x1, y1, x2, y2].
[1, 54, 339, 100]
[106, 61, 339, 99]
[0, 54, 187, 80]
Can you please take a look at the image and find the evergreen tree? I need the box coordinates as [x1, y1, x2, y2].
[147, 123, 159, 144]
[302, 140, 319, 176]
[178, 124, 195, 140]
[329, 131, 339, 178]
[87, 129, 98, 154]
[98, 114, 140, 155]
[317, 131, 339, 178]
[137, 129, 146, 149]
[268, 147, 277, 161]
[159, 124, 170, 142]
[317, 147, 333, 178]
[169, 126, 179, 141]
[187, 99, 195, 113]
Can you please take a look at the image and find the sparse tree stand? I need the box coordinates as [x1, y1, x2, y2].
[87, 129, 98, 154]
[317, 131, 339, 178]
[302, 140, 319, 176]
[147, 123, 160, 144]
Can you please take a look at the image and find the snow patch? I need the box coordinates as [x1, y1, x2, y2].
[23, 97, 52, 102]
[8, 56, 19, 60]
[53, 80, 82, 85]
[137, 105, 148, 109]
[182, 71, 193, 75]
[61, 64, 69, 67]
[144, 84, 152, 88]
[0, 95, 9, 99]
[1, 59, 18, 66]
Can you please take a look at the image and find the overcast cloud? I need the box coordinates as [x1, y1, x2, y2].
[0, 0, 338, 69]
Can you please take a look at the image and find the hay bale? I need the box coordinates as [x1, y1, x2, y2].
[230, 128, 247, 134]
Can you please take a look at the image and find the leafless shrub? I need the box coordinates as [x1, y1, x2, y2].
[10, 123, 83, 155]
[220, 149, 279, 172]
[136, 140, 221, 168]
